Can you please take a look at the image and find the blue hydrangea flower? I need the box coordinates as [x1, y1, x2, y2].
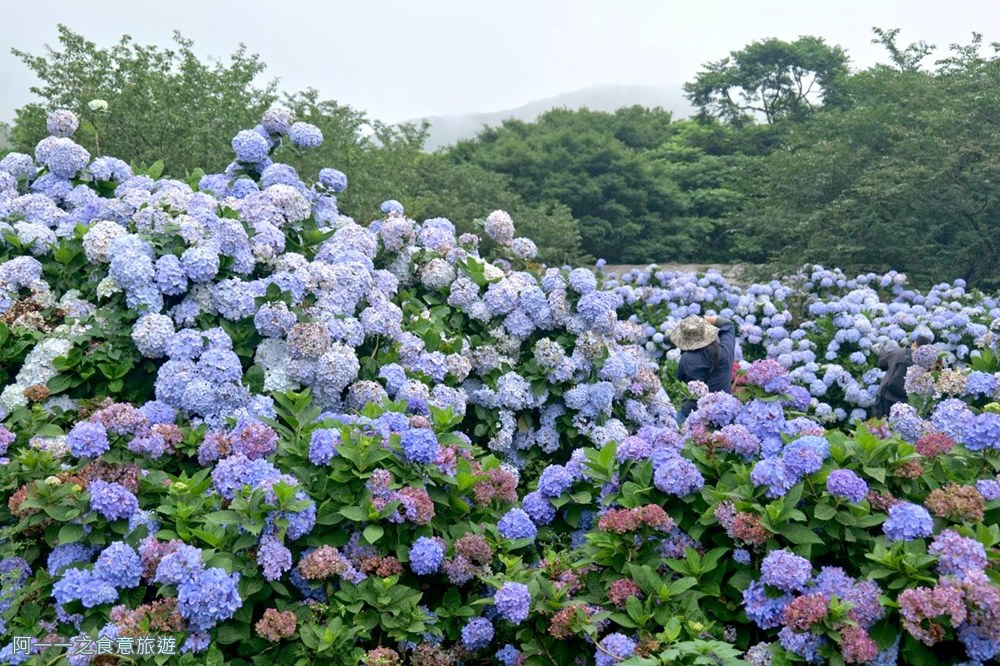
[289, 122, 323, 148]
[522, 491, 557, 525]
[232, 130, 270, 163]
[319, 168, 347, 192]
[883, 502, 934, 542]
[596, 633, 637, 666]
[93, 542, 141, 589]
[176, 567, 242, 631]
[155, 544, 205, 585]
[408, 537, 444, 575]
[825, 469, 868, 503]
[760, 549, 812, 592]
[67, 421, 110, 458]
[400, 428, 440, 464]
[653, 456, 705, 497]
[308, 428, 340, 466]
[494, 582, 531, 624]
[497, 509, 537, 541]
[537, 465, 574, 498]
[88, 480, 138, 521]
[461, 617, 494, 650]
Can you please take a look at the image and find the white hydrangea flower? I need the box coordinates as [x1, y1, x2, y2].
[96, 276, 121, 298]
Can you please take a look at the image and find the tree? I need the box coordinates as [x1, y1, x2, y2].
[447, 108, 695, 263]
[9, 25, 276, 175]
[275, 89, 429, 220]
[684, 36, 850, 125]
[405, 155, 590, 265]
[730, 33, 1000, 288]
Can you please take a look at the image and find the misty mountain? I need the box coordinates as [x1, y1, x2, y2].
[409, 84, 691, 151]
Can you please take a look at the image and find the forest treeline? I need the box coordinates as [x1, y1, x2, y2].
[5, 26, 999, 287]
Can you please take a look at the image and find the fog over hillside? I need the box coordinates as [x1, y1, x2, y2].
[410, 84, 692, 151]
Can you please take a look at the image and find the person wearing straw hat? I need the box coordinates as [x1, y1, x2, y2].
[671, 314, 737, 423]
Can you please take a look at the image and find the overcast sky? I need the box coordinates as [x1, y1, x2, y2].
[2, 0, 998, 124]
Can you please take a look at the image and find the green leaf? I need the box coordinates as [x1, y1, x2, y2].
[814, 502, 837, 520]
[58, 523, 86, 543]
[339, 506, 368, 522]
[778, 523, 825, 545]
[363, 524, 384, 544]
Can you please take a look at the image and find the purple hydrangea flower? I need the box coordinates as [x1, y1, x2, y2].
[595, 633, 637, 666]
[400, 428, 440, 464]
[928, 529, 987, 576]
[826, 469, 868, 503]
[88, 480, 139, 521]
[494, 582, 531, 625]
[497, 508, 537, 541]
[67, 421, 110, 458]
[653, 456, 705, 497]
[256, 534, 292, 581]
[760, 549, 812, 592]
[461, 617, 495, 650]
[883, 502, 934, 542]
[409, 537, 445, 575]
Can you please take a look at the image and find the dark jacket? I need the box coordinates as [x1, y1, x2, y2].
[678, 317, 737, 395]
[873, 347, 913, 417]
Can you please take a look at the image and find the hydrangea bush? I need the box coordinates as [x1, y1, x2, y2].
[0, 109, 998, 665]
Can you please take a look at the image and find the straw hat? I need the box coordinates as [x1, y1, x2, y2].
[669, 316, 719, 351]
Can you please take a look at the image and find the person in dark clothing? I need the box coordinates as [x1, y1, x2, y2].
[671, 315, 738, 423]
[872, 335, 933, 418]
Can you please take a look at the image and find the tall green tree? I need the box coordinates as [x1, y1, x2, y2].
[405, 155, 590, 265]
[9, 25, 276, 175]
[275, 89, 429, 220]
[731, 32, 1000, 288]
[684, 36, 850, 125]
[448, 107, 696, 263]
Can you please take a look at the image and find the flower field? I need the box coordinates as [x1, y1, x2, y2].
[0, 108, 998, 666]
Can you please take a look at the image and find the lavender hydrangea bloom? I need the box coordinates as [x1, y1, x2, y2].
[928, 529, 987, 576]
[760, 549, 812, 592]
[461, 617, 495, 650]
[256, 535, 292, 581]
[595, 633, 636, 666]
[497, 508, 537, 541]
[88, 480, 139, 521]
[93, 542, 141, 589]
[400, 428, 440, 464]
[289, 122, 323, 147]
[826, 469, 868, 503]
[408, 537, 444, 575]
[494, 582, 531, 624]
[653, 456, 705, 497]
[883, 502, 934, 542]
[67, 421, 110, 457]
